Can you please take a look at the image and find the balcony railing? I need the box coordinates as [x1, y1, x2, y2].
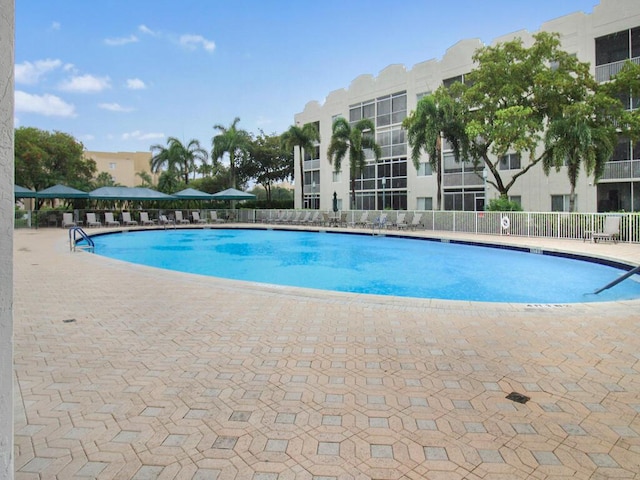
[601, 159, 640, 180]
[443, 171, 484, 187]
[595, 57, 640, 83]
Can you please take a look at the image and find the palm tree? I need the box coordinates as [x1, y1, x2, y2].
[211, 117, 251, 189]
[281, 123, 320, 208]
[150, 137, 207, 185]
[327, 117, 382, 209]
[542, 105, 616, 212]
[402, 92, 468, 210]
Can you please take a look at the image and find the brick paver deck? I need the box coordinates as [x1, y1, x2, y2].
[13, 226, 640, 479]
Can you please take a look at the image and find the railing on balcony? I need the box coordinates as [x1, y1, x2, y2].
[443, 171, 484, 187]
[596, 57, 640, 83]
[601, 159, 640, 180]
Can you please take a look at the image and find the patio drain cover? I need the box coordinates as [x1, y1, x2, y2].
[506, 392, 530, 404]
[63, 319, 76, 323]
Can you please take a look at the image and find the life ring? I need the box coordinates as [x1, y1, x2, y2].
[501, 216, 510, 230]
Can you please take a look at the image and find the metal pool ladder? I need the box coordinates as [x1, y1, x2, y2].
[68, 226, 95, 253]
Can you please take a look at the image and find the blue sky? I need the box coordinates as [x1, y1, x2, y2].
[15, 0, 598, 153]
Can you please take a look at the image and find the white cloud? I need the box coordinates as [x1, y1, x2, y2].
[179, 34, 215, 52]
[138, 24, 157, 36]
[122, 130, 164, 141]
[15, 59, 62, 85]
[15, 90, 76, 117]
[50, 21, 61, 31]
[98, 103, 134, 112]
[104, 34, 139, 46]
[59, 74, 111, 93]
[126, 78, 146, 90]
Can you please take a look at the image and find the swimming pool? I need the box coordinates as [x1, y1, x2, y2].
[87, 228, 640, 303]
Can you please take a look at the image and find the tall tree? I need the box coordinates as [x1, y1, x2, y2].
[211, 117, 251, 189]
[281, 123, 320, 208]
[246, 131, 293, 205]
[439, 32, 601, 199]
[402, 92, 468, 210]
[542, 100, 617, 212]
[14, 127, 96, 204]
[150, 137, 207, 185]
[327, 117, 382, 208]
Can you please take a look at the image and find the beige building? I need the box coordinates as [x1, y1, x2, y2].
[86, 150, 156, 187]
[294, 0, 640, 213]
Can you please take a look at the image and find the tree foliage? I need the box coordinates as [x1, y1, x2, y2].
[281, 123, 320, 208]
[14, 127, 97, 196]
[327, 117, 382, 208]
[150, 137, 208, 185]
[402, 91, 467, 210]
[244, 131, 293, 205]
[211, 117, 251, 189]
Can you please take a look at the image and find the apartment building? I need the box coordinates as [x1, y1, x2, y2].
[86, 150, 156, 187]
[293, 0, 640, 213]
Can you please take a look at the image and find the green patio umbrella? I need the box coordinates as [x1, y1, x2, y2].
[89, 186, 174, 201]
[37, 184, 88, 199]
[14, 185, 37, 198]
[211, 188, 256, 201]
[172, 188, 215, 200]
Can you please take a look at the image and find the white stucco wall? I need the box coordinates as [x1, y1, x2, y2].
[0, 0, 15, 478]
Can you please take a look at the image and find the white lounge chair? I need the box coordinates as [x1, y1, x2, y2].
[408, 213, 423, 230]
[104, 212, 120, 227]
[209, 211, 225, 223]
[174, 211, 190, 224]
[61, 212, 76, 228]
[139, 212, 156, 226]
[122, 212, 138, 226]
[191, 211, 207, 224]
[394, 212, 407, 229]
[588, 216, 621, 243]
[86, 212, 102, 227]
[351, 211, 369, 228]
[159, 214, 175, 226]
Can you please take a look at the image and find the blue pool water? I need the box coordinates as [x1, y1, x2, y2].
[87, 229, 640, 303]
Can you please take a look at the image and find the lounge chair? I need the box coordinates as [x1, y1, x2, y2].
[191, 211, 207, 224]
[587, 216, 621, 243]
[122, 212, 138, 226]
[209, 211, 225, 223]
[175, 211, 190, 224]
[159, 214, 175, 226]
[394, 212, 408, 229]
[104, 212, 120, 227]
[351, 211, 369, 228]
[338, 212, 348, 227]
[86, 212, 102, 227]
[140, 212, 156, 226]
[61, 212, 76, 228]
[408, 213, 423, 230]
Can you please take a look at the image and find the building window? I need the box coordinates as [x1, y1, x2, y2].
[332, 171, 341, 183]
[551, 194, 572, 212]
[499, 153, 521, 170]
[109, 162, 116, 170]
[349, 100, 375, 123]
[509, 196, 522, 208]
[596, 30, 630, 65]
[304, 145, 320, 161]
[417, 197, 433, 210]
[376, 92, 407, 127]
[417, 162, 432, 176]
[416, 91, 432, 101]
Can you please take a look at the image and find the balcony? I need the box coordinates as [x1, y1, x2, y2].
[601, 159, 640, 180]
[443, 171, 484, 187]
[595, 57, 640, 83]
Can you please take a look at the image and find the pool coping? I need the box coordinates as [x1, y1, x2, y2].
[71, 223, 640, 313]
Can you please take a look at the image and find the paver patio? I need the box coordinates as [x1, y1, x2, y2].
[12, 226, 640, 479]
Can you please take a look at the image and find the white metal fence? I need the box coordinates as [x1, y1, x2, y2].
[15, 208, 640, 243]
[255, 209, 640, 243]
